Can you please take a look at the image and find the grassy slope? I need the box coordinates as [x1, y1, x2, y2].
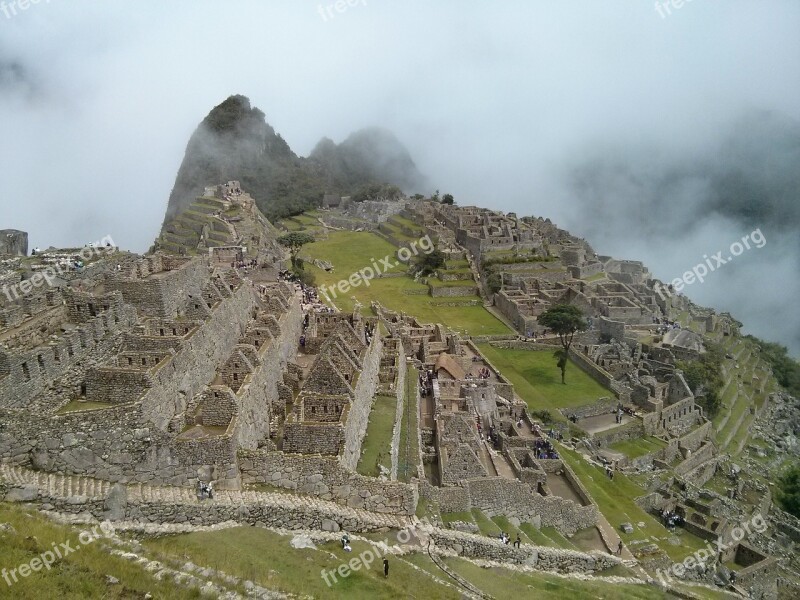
[145, 526, 459, 599]
[0, 504, 201, 600]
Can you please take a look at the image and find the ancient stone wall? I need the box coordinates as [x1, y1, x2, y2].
[429, 284, 478, 297]
[431, 476, 598, 535]
[239, 450, 418, 514]
[283, 422, 344, 455]
[592, 420, 645, 446]
[429, 529, 620, 572]
[0, 301, 138, 408]
[139, 282, 256, 430]
[674, 441, 715, 476]
[106, 258, 207, 318]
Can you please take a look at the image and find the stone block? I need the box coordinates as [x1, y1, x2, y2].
[620, 522, 634, 534]
[321, 519, 340, 532]
[4, 485, 38, 502]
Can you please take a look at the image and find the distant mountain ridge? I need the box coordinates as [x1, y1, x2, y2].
[165, 95, 425, 222]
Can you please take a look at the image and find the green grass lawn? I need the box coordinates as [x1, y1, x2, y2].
[609, 436, 667, 459]
[398, 367, 421, 483]
[300, 231, 509, 336]
[145, 526, 459, 599]
[477, 344, 612, 416]
[471, 509, 502, 537]
[356, 395, 397, 477]
[0, 504, 201, 599]
[56, 400, 114, 414]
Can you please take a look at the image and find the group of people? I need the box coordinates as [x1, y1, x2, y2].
[661, 509, 685, 529]
[475, 366, 491, 379]
[196, 481, 214, 500]
[231, 258, 258, 271]
[604, 464, 615, 480]
[652, 316, 682, 335]
[499, 532, 521, 548]
[418, 370, 433, 397]
[534, 438, 559, 460]
[340, 534, 390, 577]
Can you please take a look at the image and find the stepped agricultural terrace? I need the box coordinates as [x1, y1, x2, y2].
[0, 184, 795, 598]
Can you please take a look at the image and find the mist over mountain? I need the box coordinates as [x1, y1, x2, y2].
[166, 95, 425, 222]
[310, 127, 425, 193]
[560, 109, 800, 353]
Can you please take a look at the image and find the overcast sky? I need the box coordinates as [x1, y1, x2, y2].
[1, 1, 798, 351]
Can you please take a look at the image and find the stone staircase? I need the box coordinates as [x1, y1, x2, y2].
[0, 463, 112, 499]
[0, 462, 413, 531]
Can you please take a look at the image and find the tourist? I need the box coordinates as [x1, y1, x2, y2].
[341, 533, 350, 549]
[383, 558, 389, 578]
[618, 540, 623, 555]
[514, 535, 521, 548]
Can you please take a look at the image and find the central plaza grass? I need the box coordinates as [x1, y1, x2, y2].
[609, 436, 668, 459]
[397, 366, 421, 483]
[299, 231, 509, 336]
[356, 395, 397, 477]
[477, 344, 612, 416]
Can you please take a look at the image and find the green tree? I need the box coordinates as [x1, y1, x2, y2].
[278, 232, 315, 270]
[777, 464, 800, 518]
[538, 304, 587, 384]
[441, 193, 454, 205]
[431, 189, 440, 202]
[416, 249, 446, 275]
[486, 272, 502, 294]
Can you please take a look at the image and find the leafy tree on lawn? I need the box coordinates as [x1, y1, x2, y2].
[278, 232, 315, 270]
[416, 249, 446, 276]
[486, 272, 502, 294]
[538, 304, 587, 384]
